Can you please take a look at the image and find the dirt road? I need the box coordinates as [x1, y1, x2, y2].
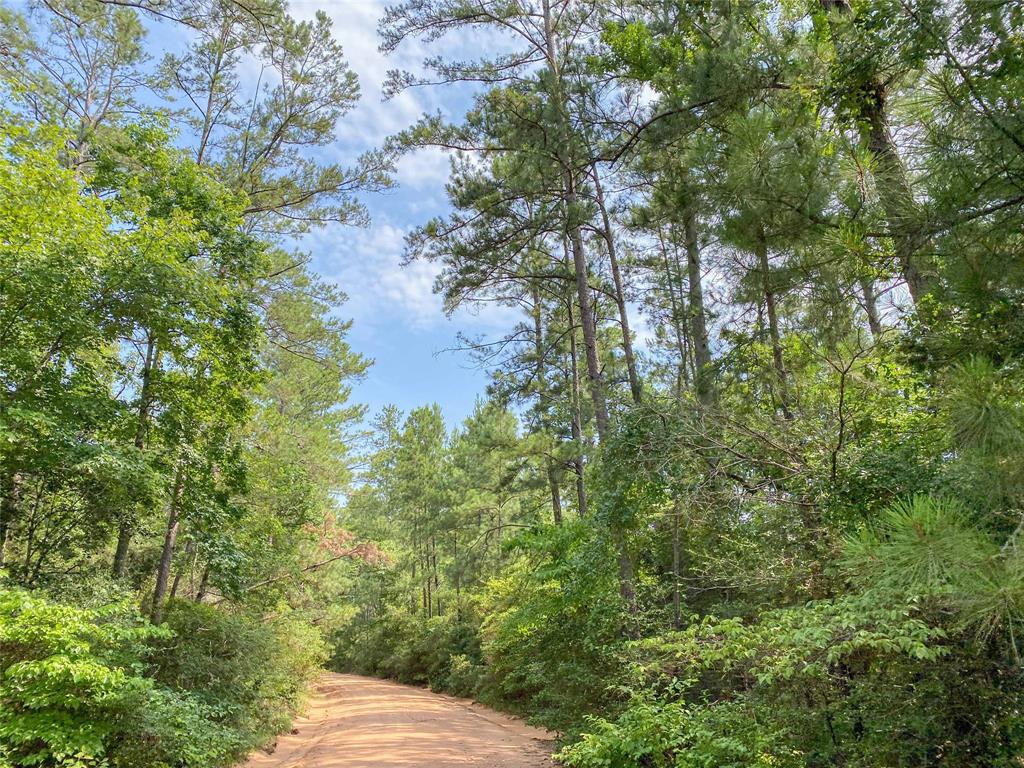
[243, 673, 556, 767]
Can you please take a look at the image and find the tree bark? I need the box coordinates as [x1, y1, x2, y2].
[0, 471, 17, 570]
[542, 0, 609, 439]
[532, 282, 563, 525]
[683, 207, 714, 404]
[170, 539, 196, 600]
[195, 566, 210, 603]
[821, 0, 932, 304]
[151, 464, 185, 625]
[566, 301, 588, 519]
[657, 229, 690, 398]
[568, 213, 611, 437]
[114, 334, 157, 577]
[591, 163, 641, 404]
[860, 276, 883, 338]
[542, 0, 634, 613]
[672, 499, 682, 630]
[756, 225, 793, 420]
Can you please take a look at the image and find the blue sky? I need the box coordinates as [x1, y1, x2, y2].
[287, 0, 517, 428]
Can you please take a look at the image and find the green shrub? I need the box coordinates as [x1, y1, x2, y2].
[558, 691, 802, 768]
[442, 654, 486, 698]
[0, 589, 324, 768]
[110, 686, 243, 768]
[0, 587, 160, 768]
[480, 523, 627, 730]
[152, 600, 328, 751]
[332, 607, 485, 695]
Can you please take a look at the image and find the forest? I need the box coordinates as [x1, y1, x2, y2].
[0, 0, 1022, 765]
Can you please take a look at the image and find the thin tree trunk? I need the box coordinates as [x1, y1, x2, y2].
[672, 499, 682, 630]
[683, 206, 713, 404]
[566, 302, 588, 519]
[658, 229, 689, 399]
[0, 471, 17, 570]
[421, 548, 430, 618]
[114, 334, 156, 577]
[432, 536, 440, 616]
[756, 225, 793, 420]
[591, 163, 641, 404]
[170, 540, 195, 600]
[543, 2, 609, 438]
[860, 276, 883, 338]
[195, 18, 232, 167]
[412, 558, 419, 615]
[548, 468, 563, 526]
[540, 2, 634, 610]
[151, 465, 185, 625]
[20, 483, 42, 585]
[454, 531, 461, 615]
[195, 566, 210, 603]
[614, 529, 638, 615]
[532, 283, 563, 525]
[568, 220, 610, 437]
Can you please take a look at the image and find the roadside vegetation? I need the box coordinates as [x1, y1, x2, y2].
[2, 0, 1024, 766]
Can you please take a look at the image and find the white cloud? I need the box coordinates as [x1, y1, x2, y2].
[308, 220, 441, 331]
[293, 0, 454, 147]
[627, 303, 655, 350]
[308, 213, 527, 338]
[397, 146, 452, 191]
[291, 0, 528, 342]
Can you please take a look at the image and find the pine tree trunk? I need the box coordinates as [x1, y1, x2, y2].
[591, 163, 641, 404]
[532, 283, 563, 525]
[432, 536, 440, 616]
[860, 276, 883, 338]
[541, 0, 635, 611]
[542, 0, 609, 439]
[658, 229, 690, 398]
[683, 206, 714, 404]
[566, 301, 588, 519]
[756, 225, 793, 420]
[568, 218, 611, 438]
[821, 0, 931, 304]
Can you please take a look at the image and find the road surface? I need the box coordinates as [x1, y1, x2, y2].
[243, 673, 555, 767]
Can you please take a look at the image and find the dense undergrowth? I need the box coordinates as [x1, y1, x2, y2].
[0, 587, 326, 767]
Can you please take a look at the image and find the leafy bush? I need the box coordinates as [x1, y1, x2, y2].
[0, 589, 324, 768]
[333, 607, 485, 694]
[0, 587, 162, 767]
[152, 600, 328, 752]
[558, 691, 802, 768]
[480, 523, 627, 731]
[561, 494, 1024, 767]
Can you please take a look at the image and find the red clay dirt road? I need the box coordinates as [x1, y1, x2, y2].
[242, 673, 556, 768]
